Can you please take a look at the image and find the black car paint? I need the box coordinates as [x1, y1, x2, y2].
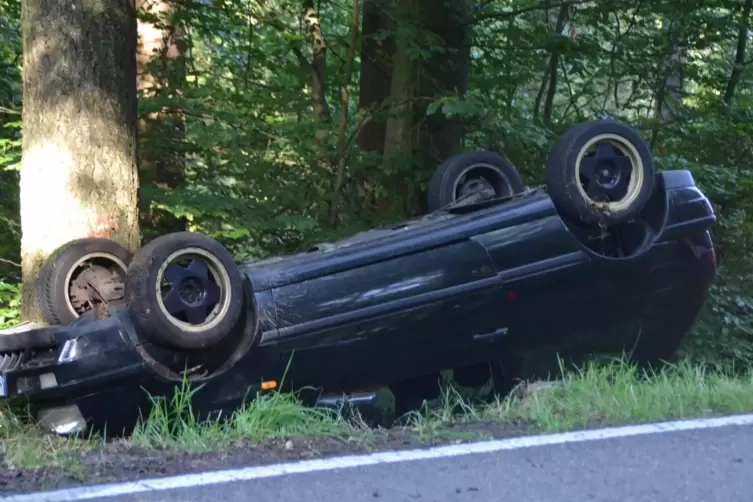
[0, 169, 716, 434]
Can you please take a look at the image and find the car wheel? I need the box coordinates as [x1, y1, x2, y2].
[124, 232, 244, 350]
[427, 151, 526, 212]
[546, 120, 655, 225]
[37, 238, 133, 325]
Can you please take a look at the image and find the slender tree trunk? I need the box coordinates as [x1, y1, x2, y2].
[302, 0, 330, 153]
[533, 2, 568, 123]
[722, 0, 753, 110]
[542, 3, 569, 123]
[655, 23, 685, 120]
[20, 0, 140, 322]
[330, 0, 360, 225]
[532, 67, 550, 123]
[651, 16, 685, 148]
[136, 0, 187, 238]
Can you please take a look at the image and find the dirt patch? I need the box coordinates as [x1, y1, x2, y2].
[0, 420, 538, 496]
[0, 467, 88, 495]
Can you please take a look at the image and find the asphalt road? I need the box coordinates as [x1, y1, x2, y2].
[10, 419, 753, 502]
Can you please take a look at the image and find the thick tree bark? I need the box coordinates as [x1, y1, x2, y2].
[137, 0, 187, 237]
[20, 0, 140, 322]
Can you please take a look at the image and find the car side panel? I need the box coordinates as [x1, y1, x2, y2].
[246, 193, 555, 290]
[270, 241, 496, 327]
[270, 240, 511, 389]
[471, 214, 583, 272]
[470, 213, 638, 350]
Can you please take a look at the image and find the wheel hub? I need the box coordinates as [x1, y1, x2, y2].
[579, 143, 634, 203]
[69, 264, 125, 313]
[161, 258, 223, 326]
[596, 162, 621, 189]
[459, 178, 495, 198]
[178, 277, 206, 307]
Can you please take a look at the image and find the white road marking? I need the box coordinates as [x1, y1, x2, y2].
[5, 413, 753, 502]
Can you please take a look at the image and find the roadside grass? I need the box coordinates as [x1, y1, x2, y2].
[0, 401, 104, 476]
[408, 358, 753, 437]
[128, 378, 361, 451]
[2, 357, 753, 472]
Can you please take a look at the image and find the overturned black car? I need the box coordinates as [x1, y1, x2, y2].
[0, 120, 717, 435]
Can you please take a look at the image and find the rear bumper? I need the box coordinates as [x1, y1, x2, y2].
[658, 169, 717, 242]
[0, 310, 279, 435]
[0, 310, 148, 430]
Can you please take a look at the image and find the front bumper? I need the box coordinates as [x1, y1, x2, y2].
[0, 310, 149, 429]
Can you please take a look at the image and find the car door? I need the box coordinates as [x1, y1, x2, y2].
[271, 239, 507, 391]
[470, 212, 620, 349]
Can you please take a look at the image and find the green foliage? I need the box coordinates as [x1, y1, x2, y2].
[0, 0, 21, 326]
[0, 0, 751, 367]
[0, 281, 20, 329]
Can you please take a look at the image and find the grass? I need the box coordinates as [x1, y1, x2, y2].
[408, 358, 753, 436]
[128, 377, 358, 451]
[2, 357, 753, 476]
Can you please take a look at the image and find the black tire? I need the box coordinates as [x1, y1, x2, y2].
[546, 120, 655, 225]
[124, 232, 244, 350]
[36, 238, 133, 325]
[427, 151, 525, 212]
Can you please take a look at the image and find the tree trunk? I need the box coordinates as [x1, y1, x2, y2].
[302, 0, 330, 152]
[379, 0, 421, 217]
[416, 0, 473, 167]
[382, 9, 418, 163]
[355, 0, 395, 218]
[20, 0, 140, 322]
[330, 0, 361, 225]
[542, 3, 570, 123]
[651, 15, 685, 148]
[137, 0, 187, 238]
[722, 0, 753, 110]
[366, 0, 472, 218]
[357, 0, 394, 156]
[654, 18, 685, 122]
